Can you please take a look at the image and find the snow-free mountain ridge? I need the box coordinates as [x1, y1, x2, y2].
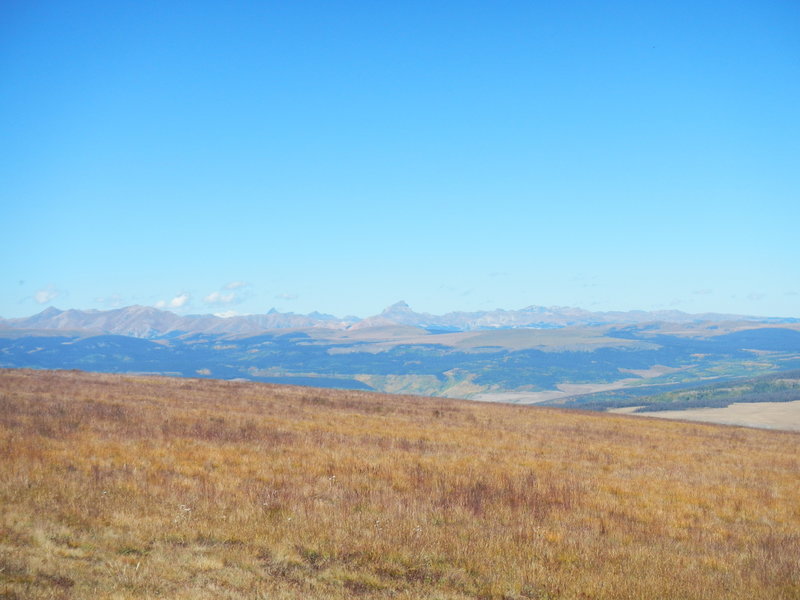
[1, 302, 794, 339]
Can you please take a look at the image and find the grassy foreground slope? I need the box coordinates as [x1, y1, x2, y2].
[1, 370, 799, 600]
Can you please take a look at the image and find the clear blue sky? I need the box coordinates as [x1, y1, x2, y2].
[2, 1, 799, 319]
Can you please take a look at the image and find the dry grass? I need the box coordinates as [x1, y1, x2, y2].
[1, 368, 799, 600]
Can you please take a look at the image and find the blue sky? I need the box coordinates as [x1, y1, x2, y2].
[2, 1, 798, 319]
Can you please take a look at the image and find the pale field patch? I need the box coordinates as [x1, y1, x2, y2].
[474, 378, 650, 404]
[628, 399, 800, 431]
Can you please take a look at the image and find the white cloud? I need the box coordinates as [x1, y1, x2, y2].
[275, 293, 298, 301]
[204, 291, 236, 305]
[34, 288, 59, 304]
[170, 293, 190, 308]
[204, 282, 251, 306]
[155, 293, 190, 310]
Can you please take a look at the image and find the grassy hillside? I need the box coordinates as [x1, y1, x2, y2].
[1, 369, 799, 599]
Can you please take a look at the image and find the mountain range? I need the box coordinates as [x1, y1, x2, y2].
[3, 302, 799, 409]
[1, 302, 794, 339]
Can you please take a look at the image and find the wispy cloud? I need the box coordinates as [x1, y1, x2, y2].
[203, 282, 251, 307]
[275, 293, 298, 301]
[204, 291, 236, 305]
[34, 287, 59, 304]
[155, 293, 190, 309]
[692, 289, 713, 296]
[95, 294, 125, 308]
[747, 292, 766, 302]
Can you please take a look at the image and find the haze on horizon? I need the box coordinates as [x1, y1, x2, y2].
[2, 1, 798, 320]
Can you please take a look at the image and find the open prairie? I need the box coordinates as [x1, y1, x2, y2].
[1, 369, 799, 599]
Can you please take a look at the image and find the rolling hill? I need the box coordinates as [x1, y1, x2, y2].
[1, 368, 798, 599]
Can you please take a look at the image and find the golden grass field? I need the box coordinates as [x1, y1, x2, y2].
[1, 368, 799, 599]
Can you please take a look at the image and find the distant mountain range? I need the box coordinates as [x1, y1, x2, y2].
[2, 302, 800, 406]
[1, 302, 795, 339]
[0, 305, 353, 338]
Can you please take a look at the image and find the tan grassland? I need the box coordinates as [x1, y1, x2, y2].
[1, 369, 799, 600]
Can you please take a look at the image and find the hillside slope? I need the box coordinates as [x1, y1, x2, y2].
[1, 369, 799, 599]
